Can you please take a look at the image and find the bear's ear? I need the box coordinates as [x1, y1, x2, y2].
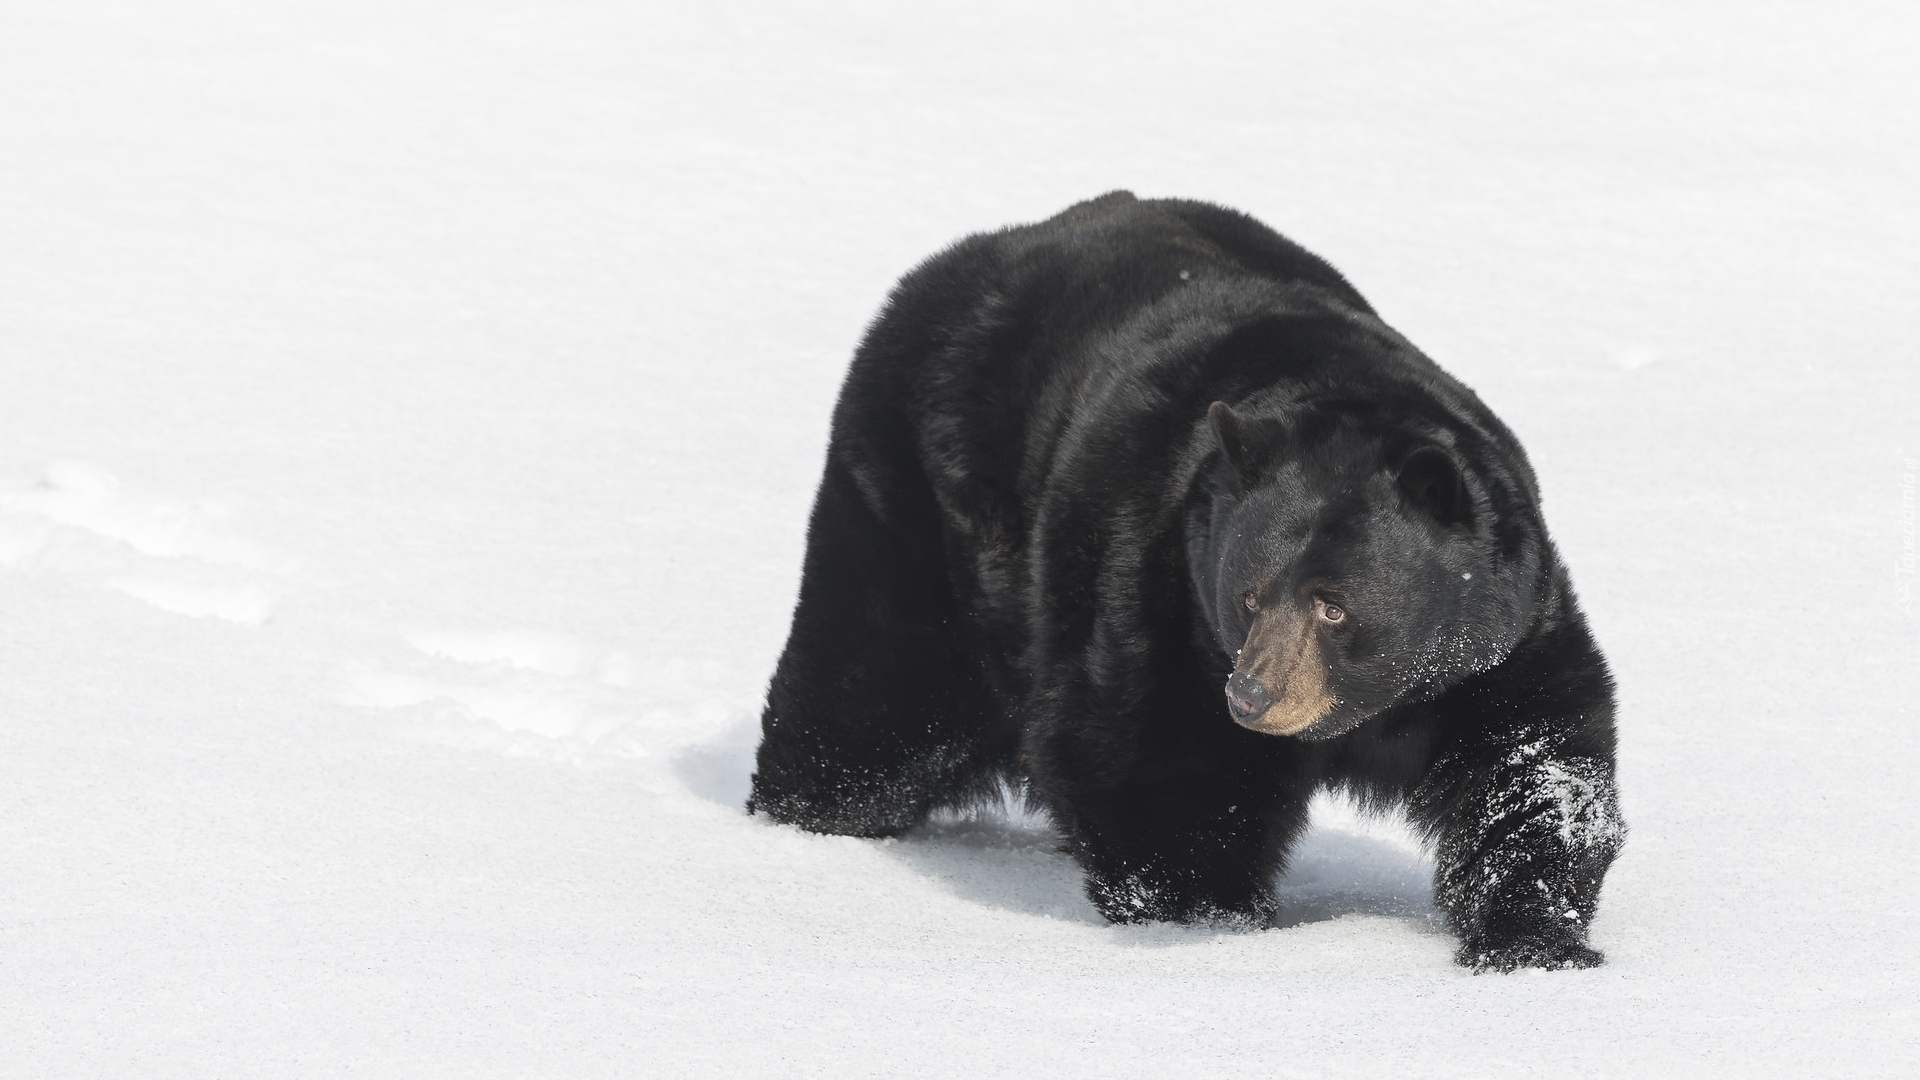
[1208, 401, 1280, 490]
[1397, 445, 1469, 525]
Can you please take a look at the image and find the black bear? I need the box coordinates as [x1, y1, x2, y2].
[747, 192, 1624, 972]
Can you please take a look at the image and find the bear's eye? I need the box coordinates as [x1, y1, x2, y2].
[1242, 592, 1259, 612]
[1318, 600, 1346, 624]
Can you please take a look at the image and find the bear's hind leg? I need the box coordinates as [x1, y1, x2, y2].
[748, 460, 1006, 838]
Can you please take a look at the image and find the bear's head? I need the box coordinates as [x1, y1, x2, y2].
[1191, 400, 1540, 741]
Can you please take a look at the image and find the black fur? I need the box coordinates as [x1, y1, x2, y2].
[747, 192, 1624, 972]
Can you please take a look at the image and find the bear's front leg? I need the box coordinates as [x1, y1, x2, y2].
[1031, 740, 1310, 928]
[1068, 797, 1302, 927]
[1418, 735, 1626, 972]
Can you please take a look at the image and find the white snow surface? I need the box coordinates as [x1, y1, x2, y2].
[4, 1, 1918, 1075]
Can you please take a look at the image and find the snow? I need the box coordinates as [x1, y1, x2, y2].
[3, 0, 1917, 1075]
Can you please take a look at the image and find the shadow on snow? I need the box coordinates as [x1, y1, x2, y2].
[672, 719, 1439, 935]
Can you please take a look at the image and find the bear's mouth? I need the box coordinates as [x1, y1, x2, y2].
[1225, 608, 1336, 736]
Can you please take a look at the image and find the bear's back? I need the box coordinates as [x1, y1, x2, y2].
[1022, 192, 1374, 316]
[850, 193, 1380, 508]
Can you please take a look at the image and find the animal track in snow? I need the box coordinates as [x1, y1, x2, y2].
[106, 575, 276, 624]
[406, 627, 637, 686]
[0, 460, 297, 625]
[342, 628, 644, 761]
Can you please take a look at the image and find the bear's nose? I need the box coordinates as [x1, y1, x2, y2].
[1225, 672, 1272, 725]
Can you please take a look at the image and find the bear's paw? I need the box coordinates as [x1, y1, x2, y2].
[1457, 933, 1604, 974]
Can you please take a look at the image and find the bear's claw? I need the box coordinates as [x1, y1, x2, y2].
[1458, 935, 1605, 973]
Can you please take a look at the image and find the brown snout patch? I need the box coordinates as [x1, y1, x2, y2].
[1232, 607, 1336, 735]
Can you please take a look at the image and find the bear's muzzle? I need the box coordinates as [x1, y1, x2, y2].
[1225, 672, 1271, 724]
[1228, 608, 1336, 736]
